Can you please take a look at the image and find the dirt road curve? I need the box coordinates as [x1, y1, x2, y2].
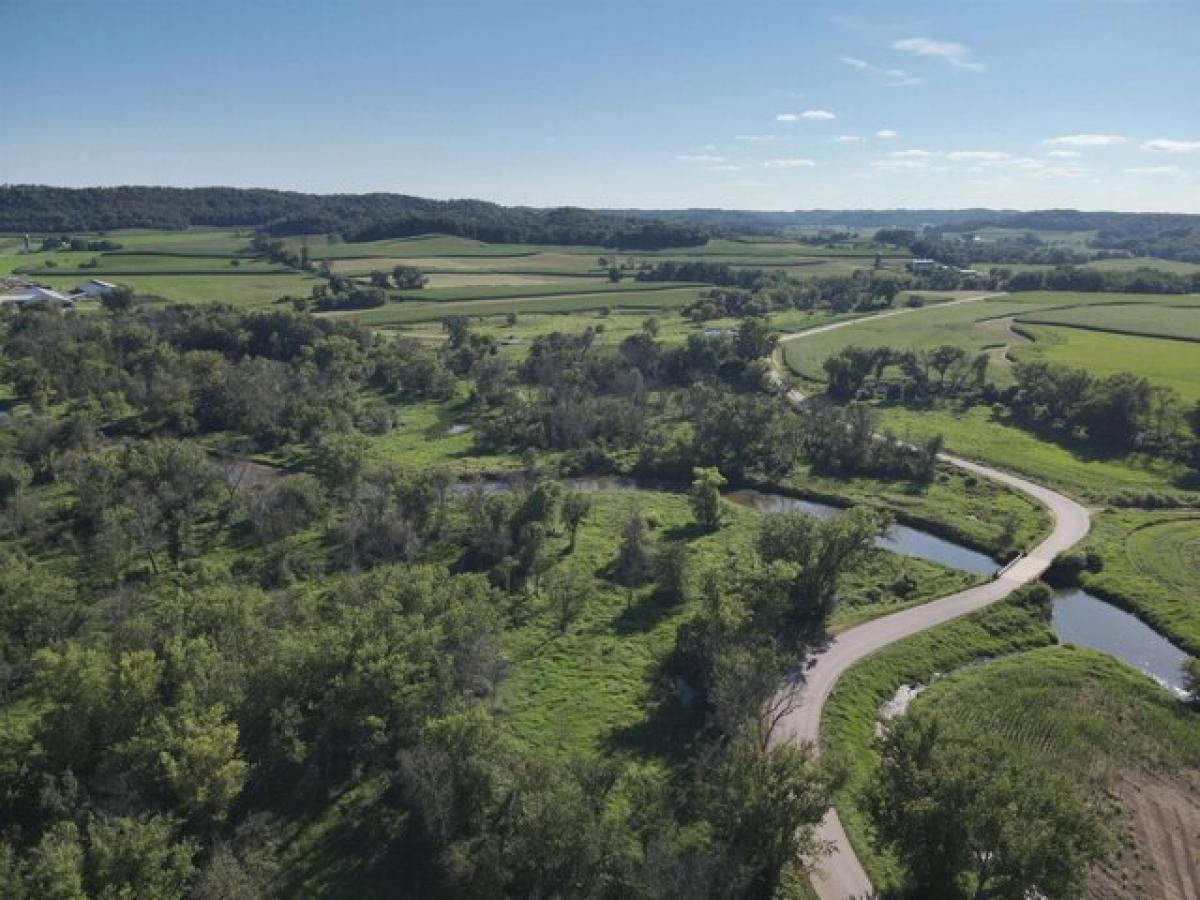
[769, 297, 1091, 899]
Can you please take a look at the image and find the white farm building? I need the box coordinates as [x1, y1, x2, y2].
[75, 278, 118, 298]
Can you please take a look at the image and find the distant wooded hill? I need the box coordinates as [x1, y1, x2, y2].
[4, 186, 1200, 260]
[0, 186, 709, 250]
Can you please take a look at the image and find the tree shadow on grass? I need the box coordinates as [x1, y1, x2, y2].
[269, 779, 439, 900]
[661, 521, 708, 542]
[605, 694, 707, 767]
[611, 587, 683, 637]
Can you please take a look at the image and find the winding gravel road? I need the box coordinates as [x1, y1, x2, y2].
[768, 296, 1091, 899]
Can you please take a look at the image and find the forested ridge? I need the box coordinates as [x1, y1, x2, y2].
[0, 186, 709, 250]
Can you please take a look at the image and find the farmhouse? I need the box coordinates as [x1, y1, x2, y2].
[75, 278, 117, 297]
[907, 258, 937, 274]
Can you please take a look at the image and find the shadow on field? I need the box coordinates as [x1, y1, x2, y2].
[612, 587, 684, 636]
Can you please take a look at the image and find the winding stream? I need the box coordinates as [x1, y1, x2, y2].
[461, 473, 1190, 693]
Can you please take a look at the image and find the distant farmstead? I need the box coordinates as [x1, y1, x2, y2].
[75, 278, 118, 297]
[907, 258, 937, 274]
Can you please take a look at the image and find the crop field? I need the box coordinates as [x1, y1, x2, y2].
[782, 291, 1200, 396]
[3, 229, 901, 332]
[780, 295, 1052, 383]
[16, 253, 284, 276]
[1016, 301, 1200, 341]
[33, 271, 321, 306]
[1013, 323, 1200, 402]
[1078, 511, 1200, 654]
[336, 287, 708, 325]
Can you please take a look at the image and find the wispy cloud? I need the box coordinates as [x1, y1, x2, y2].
[947, 150, 1012, 162]
[835, 135, 864, 144]
[1044, 134, 1125, 147]
[889, 149, 938, 159]
[705, 164, 744, 172]
[837, 55, 923, 87]
[876, 129, 899, 140]
[764, 157, 817, 168]
[892, 37, 985, 71]
[1127, 165, 1186, 176]
[1045, 150, 1082, 159]
[677, 154, 725, 164]
[735, 134, 782, 142]
[871, 158, 940, 173]
[778, 110, 836, 123]
[1142, 138, 1200, 154]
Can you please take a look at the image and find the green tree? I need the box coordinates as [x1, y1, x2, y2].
[393, 265, 427, 290]
[84, 814, 198, 899]
[543, 566, 594, 633]
[1184, 657, 1200, 708]
[99, 285, 134, 315]
[24, 822, 85, 900]
[311, 431, 370, 497]
[868, 711, 1110, 900]
[688, 467, 726, 532]
[702, 729, 836, 899]
[612, 506, 653, 604]
[653, 539, 690, 604]
[561, 491, 593, 552]
[149, 702, 249, 830]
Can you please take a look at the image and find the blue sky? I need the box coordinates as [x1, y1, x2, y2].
[3, 0, 1198, 211]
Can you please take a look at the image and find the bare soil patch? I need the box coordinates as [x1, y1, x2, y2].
[1088, 770, 1200, 900]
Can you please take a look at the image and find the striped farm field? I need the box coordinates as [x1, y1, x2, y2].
[1012, 324, 1200, 401]
[1015, 300, 1200, 342]
[329, 286, 707, 325]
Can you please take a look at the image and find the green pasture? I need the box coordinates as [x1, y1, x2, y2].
[494, 485, 975, 758]
[874, 403, 1192, 501]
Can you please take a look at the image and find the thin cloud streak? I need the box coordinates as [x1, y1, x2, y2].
[893, 37, 985, 71]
